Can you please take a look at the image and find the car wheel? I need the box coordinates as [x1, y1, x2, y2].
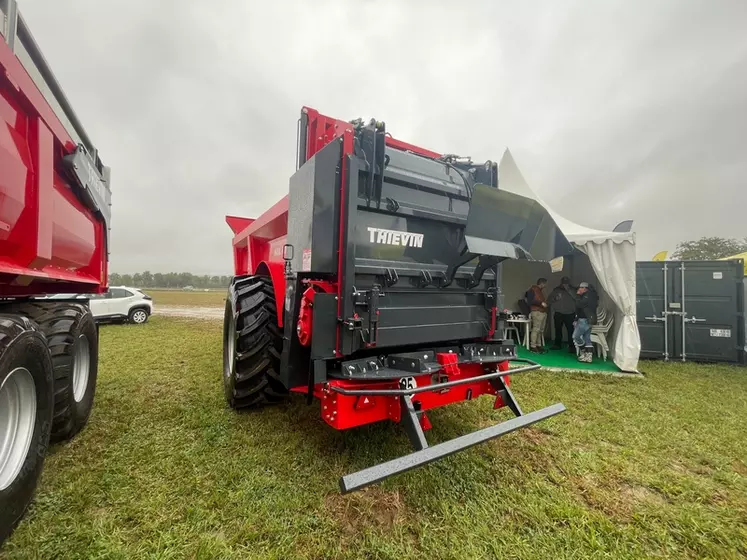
[128, 308, 149, 325]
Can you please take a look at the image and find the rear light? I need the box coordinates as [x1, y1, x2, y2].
[142, 295, 152, 300]
[354, 395, 376, 411]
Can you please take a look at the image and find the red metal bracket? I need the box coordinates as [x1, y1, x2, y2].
[436, 352, 461, 376]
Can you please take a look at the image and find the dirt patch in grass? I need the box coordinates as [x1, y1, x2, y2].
[620, 483, 668, 507]
[732, 460, 747, 477]
[522, 427, 553, 445]
[708, 490, 730, 506]
[671, 460, 715, 477]
[325, 487, 407, 535]
[570, 475, 668, 520]
[569, 473, 610, 512]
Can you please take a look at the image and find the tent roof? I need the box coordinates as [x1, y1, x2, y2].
[498, 149, 635, 246]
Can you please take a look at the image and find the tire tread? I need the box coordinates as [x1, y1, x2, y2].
[224, 276, 288, 409]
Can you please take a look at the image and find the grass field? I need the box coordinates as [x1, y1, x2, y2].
[144, 289, 226, 307]
[2, 317, 746, 559]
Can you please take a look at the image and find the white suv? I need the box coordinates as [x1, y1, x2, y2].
[47, 286, 153, 324]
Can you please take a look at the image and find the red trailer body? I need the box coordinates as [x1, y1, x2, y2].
[1, 2, 110, 544]
[0, 8, 109, 297]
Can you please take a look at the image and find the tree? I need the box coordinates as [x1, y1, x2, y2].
[179, 272, 193, 287]
[106, 272, 233, 288]
[672, 237, 747, 261]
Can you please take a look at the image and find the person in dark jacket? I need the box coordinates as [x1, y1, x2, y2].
[572, 282, 599, 362]
[549, 276, 576, 353]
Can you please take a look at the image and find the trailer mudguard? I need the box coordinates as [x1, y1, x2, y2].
[255, 260, 286, 328]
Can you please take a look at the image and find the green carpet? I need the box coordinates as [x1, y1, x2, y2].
[516, 345, 621, 373]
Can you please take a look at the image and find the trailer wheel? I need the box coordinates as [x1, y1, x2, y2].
[223, 275, 288, 409]
[4, 303, 98, 443]
[0, 315, 54, 546]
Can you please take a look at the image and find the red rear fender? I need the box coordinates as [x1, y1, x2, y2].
[255, 260, 286, 328]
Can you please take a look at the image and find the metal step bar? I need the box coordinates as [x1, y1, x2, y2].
[340, 401, 566, 493]
[338, 358, 566, 493]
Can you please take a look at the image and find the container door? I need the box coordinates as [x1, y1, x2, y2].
[636, 262, 672, 359]
[674, 261, 745, 364]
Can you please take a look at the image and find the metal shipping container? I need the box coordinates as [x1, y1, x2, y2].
[636, 260, 745, 364]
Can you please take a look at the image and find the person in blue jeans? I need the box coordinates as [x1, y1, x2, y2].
[572, 282, 598, 362]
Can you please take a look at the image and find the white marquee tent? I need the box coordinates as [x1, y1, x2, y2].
[498, 149, 640, 372]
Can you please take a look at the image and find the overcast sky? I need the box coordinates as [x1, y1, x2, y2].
[21, 0, 747, 273]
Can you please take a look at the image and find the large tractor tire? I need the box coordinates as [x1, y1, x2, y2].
[0, 315, 54, 546]
[4, 303, 98, 443]
[223, 275, 288, 409]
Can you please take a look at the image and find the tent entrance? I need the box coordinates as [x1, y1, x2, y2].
[498, 148, 640, 373]
[499, 252, 628, 373]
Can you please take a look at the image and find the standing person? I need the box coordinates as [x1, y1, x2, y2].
[573, 282, 598, 363]
[549, 276, 576, 353]
[525, 278, 548, 353]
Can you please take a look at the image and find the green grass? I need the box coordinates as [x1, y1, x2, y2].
[144, 289, 226, 307]
[2, 317, 746, 559]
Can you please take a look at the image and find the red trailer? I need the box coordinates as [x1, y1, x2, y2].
[224, 107, 569, 492]
[0, 0, 110, 544]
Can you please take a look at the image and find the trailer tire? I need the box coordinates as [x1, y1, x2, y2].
[2, 303, 98, 443]
[0, 315, 54, 546]
[223, 275, 288, 409]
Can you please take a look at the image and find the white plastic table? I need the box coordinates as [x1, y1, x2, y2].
[505, 317, 530, 350]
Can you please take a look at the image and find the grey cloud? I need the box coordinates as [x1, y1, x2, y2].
[20, 0, 747, 272]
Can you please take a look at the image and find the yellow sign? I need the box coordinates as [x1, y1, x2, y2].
[651, 251, 668, 261]
[550, 256, 564, 273]
[720, 251, 747, 276]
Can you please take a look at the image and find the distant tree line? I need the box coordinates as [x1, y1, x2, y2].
[108, 272, 232, 289]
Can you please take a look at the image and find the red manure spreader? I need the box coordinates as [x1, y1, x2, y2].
[223, 107, 571, 492]
[1, 0, 110, 544]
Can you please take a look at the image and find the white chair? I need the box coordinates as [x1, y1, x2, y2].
[591, 309, 614, 361]
[504, 325, 521, 345]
